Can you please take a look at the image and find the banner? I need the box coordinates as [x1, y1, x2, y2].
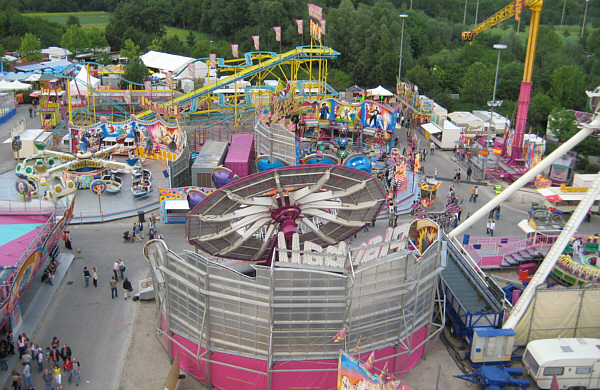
[307, 3, 322, 20]
[209, 54, 216, 69]
[231, 44, 238, 58]
[252, 35, 260, 51]
[296, 19, 303, 35]
[123, 89, 131, 104]
[310, 19, 322, 41]
[273, 26, 281, 42]
[144, 80, 152, 97]
[514, 0, 524, 21]
[337, 350, 383, 390]
[321, 20, 326, 35]
[166, 72, 173, 89]
[187, 62, 196, 77]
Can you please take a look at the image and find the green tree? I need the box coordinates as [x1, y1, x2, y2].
[528, 93, 556, 134]
[87, 27, 108, 52]
[548, 108, 598, 155]
[121, 57, 149, 89]
[66, 15, 80, 27]
[550, 65, 586, 110]
[147, 38, 162, 52]
[121, 39, 141, 61]
[459, 62, 492, 108]
[105, 0, 169, 50]
[186, 31, 196, 48]
[19, 33, 42, 61]
[96, 52, 112, 66]
[60, 25, 89, 55]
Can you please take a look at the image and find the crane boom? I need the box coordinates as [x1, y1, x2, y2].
[461, 0, 543, 162]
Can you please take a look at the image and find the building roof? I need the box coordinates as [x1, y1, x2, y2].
[140, 51, 208, 79]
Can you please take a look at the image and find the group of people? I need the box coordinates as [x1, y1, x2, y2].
[125, 214, 161, 243]
[111, 259, 133, 299]
[40, 259, 60, 286]
[3, 333, 81, 389]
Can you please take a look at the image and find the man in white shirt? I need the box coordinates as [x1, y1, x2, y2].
[490, 220, 496, 237]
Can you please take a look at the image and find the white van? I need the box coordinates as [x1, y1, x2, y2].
[522, 338, 600, 390]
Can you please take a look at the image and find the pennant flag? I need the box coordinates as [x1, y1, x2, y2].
[209, 54, 216, 69]
[307, 3, 323, 20]
[187, 62, 196, 77]
[333, 325, 347, 343]
[296, 19, 303, 35]
[144, 80, 152, 97]
[231, 44, 239, 58]
[273, 26, 281, 42]
[252, 35, 260, 51]
[353, 334, 363, 355]
[550, 373, 559, 390]
[166, 72, 173, 89]
[381, 361, 388, 380]
[365, 351, 375, 370]
[320, 19, 326, 35]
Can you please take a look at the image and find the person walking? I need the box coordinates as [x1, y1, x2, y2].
[63, 357, 73, 385]
[22, 362, 32, 389]
[495, 204, 501, 220]
[91, 266, 98, 287]
[52, 364, 64, 390]
[456, 169, 462, 184]
[0, 343, 8, 371]
[486, 220, 491, 235]
[42, 368, 53, 390]
[113, 259, 120, 281]
[118, 259, 126, 280]
[134, 223, 142, 242]
[11, 369, 22, 390]
[490, 220, 496, 237]
[59, 344, 71, 363]
[72, 357, 80, 387]
[50, 346, 60, 367]
[36, 344, 44, 372]
[466, 166, 472, 181]
[64, 231, 72, 250]
[123, 278, 133, 300]
[83, 267, 90, 287]
[110, 277, 118, 299]
[433, 168, 438, 180]
[430, 141, 435, 155]
[28, 107, 33, 118]
[488, 206, 497, 218]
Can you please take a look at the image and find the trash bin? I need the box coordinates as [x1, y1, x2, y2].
[138, 210, 145, 222]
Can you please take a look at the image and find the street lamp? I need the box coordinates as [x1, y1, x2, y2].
[581, 0, 590, 37]
[398, 14, 409, 85]
[209, 40, 213, 54]
[485, 43, 507, 175]
[463, 0, 469, 25]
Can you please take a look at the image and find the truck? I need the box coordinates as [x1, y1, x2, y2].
[523, 338, 600, 390]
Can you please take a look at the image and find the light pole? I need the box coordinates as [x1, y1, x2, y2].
[484, 43, 507, 177]
[398, 14, 409, 85]
[581, 0, 590, 37]
[561, 0, 567, 26]
[474, 0, 480, 27]
[209, 40, 213, 54]
[463, 0, 469, 25]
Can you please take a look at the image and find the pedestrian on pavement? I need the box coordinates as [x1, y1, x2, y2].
[83, 267, 90, 287]
[0, 343, 8, 371]
[456, 170, 462, 183]
[586, 209, 592, 222]
[28, 107, 33, 118]
[488, 206, 497, 218]
[22, 362, 32, 389]
[495, 204, 501, 220]
[469, 186, 478, 203]
[21, 349, 31, 367]
[53, 364, 64, 389]
[123, 277, 133, 300]
[433, 168, 438, 180]
[60, 344, 71, 363]
[51, 337, 59, 350]
[50, 346, 60, 367]
[490, 220, 496, 237]
[113, 259, 120, 281]
[42, 368, 53, 390]
[486, 220, 491, 234]
[466, 166, 472, 181]
[64, 231, 72, 250]
[17, 335, 25, 358]
[11, 369, 22, 390]
[63, 357, 73, 385]
[110, 277, 118, 299]
[36, 345, 44, 372]
[118, 259, 126, 280]
[72, 357, 80, 386]
[91, 266, 98, 287]
[7, 332, 15, 355]
[134, 223, 142, 241]
[430, 141, 435, 155]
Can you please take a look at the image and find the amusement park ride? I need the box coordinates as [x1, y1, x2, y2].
[462, 0, 543, 164]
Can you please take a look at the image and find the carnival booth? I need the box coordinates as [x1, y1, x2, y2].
[417, 178, 442, 208]
[421, 101, 461, 150]
[447, 111, 484, 136]
[472, 110, 511, 136]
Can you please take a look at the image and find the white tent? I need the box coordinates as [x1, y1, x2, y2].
[141, 51, 208, 80]
[69, 67, 101, 96]
[0, 80, 13, 90]
[9, 80, 32, 90]
[367, 85, 393, 97]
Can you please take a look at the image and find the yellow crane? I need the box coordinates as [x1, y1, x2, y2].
[462, 0, 543, 162]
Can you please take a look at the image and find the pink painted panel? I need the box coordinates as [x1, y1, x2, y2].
[211, 351, 268, 390]
[172, 333, 206, 383]
[272, 359, 338, 390]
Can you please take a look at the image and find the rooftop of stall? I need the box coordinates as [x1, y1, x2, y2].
[224, 134, 255, 178]
[191, 140, 229, 187]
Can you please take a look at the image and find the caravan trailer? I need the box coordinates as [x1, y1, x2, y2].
[522, 338, 600, 390]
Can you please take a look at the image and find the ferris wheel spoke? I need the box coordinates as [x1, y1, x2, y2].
[289, 170, 331, 202]
[193, 213, 270, 241]
[305, 199, 381, 210]
[224, 190, 276, 207]
[254, 224, 277, 260]
[198, 205, 270, 222]
[300, 217, 338, 244]
[215, 218, 272, 255]
[302, 209, 366, 227]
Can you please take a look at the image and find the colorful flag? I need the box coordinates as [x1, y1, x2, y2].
[144, 80, 152, 97]
[209, 54, 216, 69]
[320, 20, 326, 35]
[166, 72, 173, 89]
[514, 0, 524, 21]
[231, 44, 239, 58]
[273, 26, 281, 42]
[353, 334, 363, 355]
[187, 62, 196, 77]
[307, 3, 322, 20]
[380, 362, 388, 380]
[333, 325, 347, 343]
[295, 19, 303, 35]
[365, 351, 375, 370]
[252, 35, 260, 51]
[123, 89, 131, 104]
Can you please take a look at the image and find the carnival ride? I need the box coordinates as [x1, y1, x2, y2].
[462, 0, 543, 165]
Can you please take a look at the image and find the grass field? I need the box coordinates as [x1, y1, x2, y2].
[24, 12, 210, 41]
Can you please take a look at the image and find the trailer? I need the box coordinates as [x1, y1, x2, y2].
[191, 140, 229, 187]
[224, 134, 254, 178]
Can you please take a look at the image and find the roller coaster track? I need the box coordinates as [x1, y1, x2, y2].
[136, 46, 340, 119]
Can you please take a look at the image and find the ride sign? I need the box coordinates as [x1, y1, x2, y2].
[89, 179, 107, 196]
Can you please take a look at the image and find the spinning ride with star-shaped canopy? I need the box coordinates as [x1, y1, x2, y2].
[186, 164, 386, 261]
